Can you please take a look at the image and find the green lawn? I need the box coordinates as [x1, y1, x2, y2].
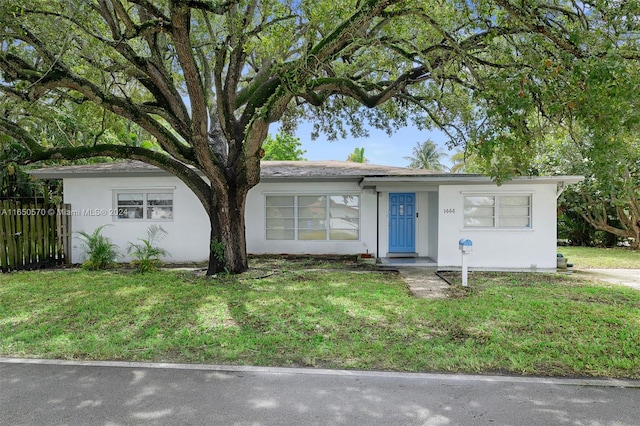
[1, 264, 639, 379]
[558, 246, 640, 269]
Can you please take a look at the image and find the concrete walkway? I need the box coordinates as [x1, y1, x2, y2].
[388, 266, 450, 299]
[2, 358, 639, 426]
[575, 269, 640, 290]
[392, 267, 640, 299]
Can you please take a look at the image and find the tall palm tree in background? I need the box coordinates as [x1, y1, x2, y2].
[346, 147, 367, 163]
[449, 150, 483, 173]
[405, 140, 447, 171]
[449, 150, 467, 173]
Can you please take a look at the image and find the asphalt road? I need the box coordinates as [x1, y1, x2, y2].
[1, 358, 639, 426]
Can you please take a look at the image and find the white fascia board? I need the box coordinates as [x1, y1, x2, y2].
[359, 175, 584, 187]
[29, 170, 171, 179]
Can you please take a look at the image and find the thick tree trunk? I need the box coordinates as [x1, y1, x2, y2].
[631, 226, 640, 250]
[580, 209, 640, 250]
[206, 182, 250, 275]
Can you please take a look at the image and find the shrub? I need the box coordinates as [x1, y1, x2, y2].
[75, 225, 120, 270]
[127, 225, 170, 273]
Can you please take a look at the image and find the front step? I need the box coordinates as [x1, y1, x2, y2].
[386, 252, 418, 258]
[379, 257, 437, 267]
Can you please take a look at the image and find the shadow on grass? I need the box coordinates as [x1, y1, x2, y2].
[1, 266, 640, 378]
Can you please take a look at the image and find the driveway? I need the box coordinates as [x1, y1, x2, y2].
[397, 267, 640, 299]
[575, 269, 640, 290]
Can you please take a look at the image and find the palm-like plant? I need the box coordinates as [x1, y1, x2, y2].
[127, 225, 171, 273]
[449, 149, 483, 173]
[75, 225, 120, 270]
[404, 140, 447, 171]
[346, 147, 367, 163]
[449, 150, 467, 173]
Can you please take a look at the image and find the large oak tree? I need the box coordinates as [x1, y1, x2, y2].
[1, 0, 637, 273]
[535, 126, 640, 248]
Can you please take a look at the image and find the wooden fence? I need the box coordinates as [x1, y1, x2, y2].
[0, 200, 72, 272]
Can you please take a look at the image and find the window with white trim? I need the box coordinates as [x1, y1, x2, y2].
[464, 195, 531, 228]
[115, 191, 173, 220]
[266, 194, 360, 240]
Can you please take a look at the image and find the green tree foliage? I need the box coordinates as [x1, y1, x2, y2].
[346, 147, 367, 163]
[1, 0, 638, 273]
[405, 140, 447, 171]
[449, 150, 483, 174]
[0, 139, 58, 200]
[261, 133, 306, 161]
[0, 140, 37, 199]
[449, 151, 467, 174]
[0, 163, 36, 199]
[535, 129, 640, 249]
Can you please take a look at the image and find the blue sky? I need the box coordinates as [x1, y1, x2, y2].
[282, 122, 456, 169]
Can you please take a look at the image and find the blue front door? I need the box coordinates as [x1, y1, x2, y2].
[389, 193, 415, 253]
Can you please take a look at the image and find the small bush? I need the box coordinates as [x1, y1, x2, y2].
[75, 225, 120, 270]
[127, 225, 170, 273]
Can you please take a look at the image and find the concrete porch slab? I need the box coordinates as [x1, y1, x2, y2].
[378, 257, 437, 267]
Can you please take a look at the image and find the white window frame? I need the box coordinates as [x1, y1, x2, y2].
[463, 194, 532, 229]
[113, 189, 174, 221]
[265, 193, 361, 241]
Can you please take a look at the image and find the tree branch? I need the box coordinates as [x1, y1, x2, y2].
[493, 0, 585, 58]
[26, 144, 213, 216]
[0, 116, 44, 153]
[169, 1, 214, 172]
[184, 0, 238, 14]
[2, 57, 197, 164]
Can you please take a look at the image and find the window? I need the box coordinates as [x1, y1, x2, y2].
[464, 195, 531, 228]
[115, 191, 173, 220]
[266, 194, 360, 240]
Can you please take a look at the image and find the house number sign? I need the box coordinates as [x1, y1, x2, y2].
[443, 208, 455, 214]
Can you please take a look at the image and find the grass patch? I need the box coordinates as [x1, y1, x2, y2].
[558, 246, 640, 269]
[1, 262, 639, 379]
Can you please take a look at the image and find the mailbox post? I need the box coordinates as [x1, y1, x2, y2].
[458, 239, 473, 287]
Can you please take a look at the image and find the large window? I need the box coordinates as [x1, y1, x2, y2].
[115, 191, 173, 220]
[266, 194, 360, 240]
[464, 195, 531, 228]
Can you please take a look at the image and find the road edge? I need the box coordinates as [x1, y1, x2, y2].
[2, 357, 639, 388]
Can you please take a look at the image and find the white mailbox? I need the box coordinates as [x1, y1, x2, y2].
[458, 238, 472, 287]
[458, 239, 473, 253]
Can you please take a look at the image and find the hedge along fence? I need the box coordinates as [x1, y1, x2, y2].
[0, 200, 72, 272]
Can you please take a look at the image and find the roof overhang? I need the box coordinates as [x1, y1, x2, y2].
[359, 175, 584, 187]
[28, 160, 584, 189]
[28, 160, 444, 180]
[28, 162, 168, 179]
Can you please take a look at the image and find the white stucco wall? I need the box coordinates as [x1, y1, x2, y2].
[64, 176, 210, 263]
[64, 176, 377, 263]
[62, 174, 559, 269]
[436, 183, 558, 270]
[427, 191, 439, 261]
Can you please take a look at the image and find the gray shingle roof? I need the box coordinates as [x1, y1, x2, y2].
[260, 160, 446, 177]
[29, 159, 583, 185]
